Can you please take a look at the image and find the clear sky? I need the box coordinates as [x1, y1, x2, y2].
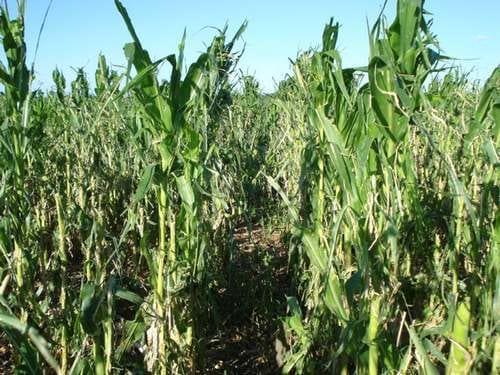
[17, 0, 500, 92]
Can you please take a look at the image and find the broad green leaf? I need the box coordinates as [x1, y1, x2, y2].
[0, 311, 61, 373]
[301, 230, 327, 272]
[324, 271, 350, 321]
[80, 283, 101, 336]
[408, 325, 439, 375]
[476, 67, 499, 123]
[133, 164, 156, 203]
[175, 174, 195, 207]
[114, 288, 143, 305]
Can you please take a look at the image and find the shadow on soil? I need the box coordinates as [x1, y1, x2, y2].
[203, 225, 290, 374]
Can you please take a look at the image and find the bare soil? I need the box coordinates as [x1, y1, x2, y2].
[203, 225, 290, 374]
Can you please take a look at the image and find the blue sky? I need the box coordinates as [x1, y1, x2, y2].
[18, 0, 500, 92]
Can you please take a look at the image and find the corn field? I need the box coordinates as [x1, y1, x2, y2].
[0, 0, 498, 373]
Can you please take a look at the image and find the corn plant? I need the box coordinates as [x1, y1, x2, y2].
[114, 1, 245, 372]
[0, 1, 62, 373]
[273, 1, 499, 373]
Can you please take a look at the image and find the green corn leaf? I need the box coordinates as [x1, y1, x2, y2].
[423, 338, 447, 366]
[133, 164, 156, 203]
[175, 174, 195, 207]
[492, 102, 500, 133]
[301, 230, 327, 272]
[322, 18, 339, 52]
[408, 325, 439, 375]
[285, 297, 308, 340]
[114, 0, 146, 53]
[309, 108, 345, 150]
[116, 0, 172, 132]
[117, 56, 167, 101]
[493, 275, 500, 324]
[80, 284, 102, 337]
[482, 138, 498, 166]
[115, 320, 146, 361]
[114, 288, 143, 305]
[227, 20, 248, 50]
[369, 56, 397, 140]
[0, 64, 13, 87]
[264, 174, 299, 222]
[178, 53, 209, 109]
[493, 336, 500, 375]
[324, 271, 350, 321]
[389, 0, 421, 58]
[0, 311, 61, 373]
[476, 67, 499, 123]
